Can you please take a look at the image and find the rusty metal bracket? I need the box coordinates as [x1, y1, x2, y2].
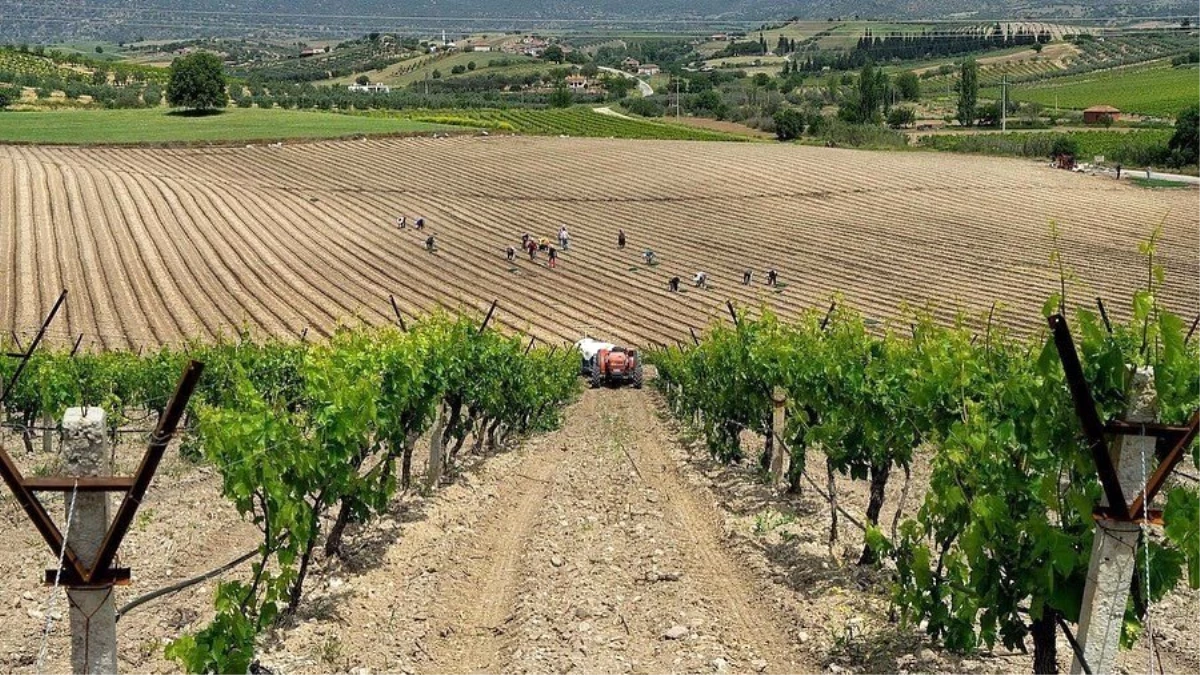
[1048, 314, 1199, 522]
[0, 360, 203, 586]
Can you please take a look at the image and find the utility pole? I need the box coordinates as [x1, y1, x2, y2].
[675, 77, 681, 120]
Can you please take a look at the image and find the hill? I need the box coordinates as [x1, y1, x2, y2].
[5, 1, 1197, 41]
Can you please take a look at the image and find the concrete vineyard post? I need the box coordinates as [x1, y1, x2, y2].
[769, 387, 789, 487]
[1071, 367, 1156, 675]
[62, 407, 118, 675]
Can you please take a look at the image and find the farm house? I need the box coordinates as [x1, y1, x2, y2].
[1083, 104, 1121, 124]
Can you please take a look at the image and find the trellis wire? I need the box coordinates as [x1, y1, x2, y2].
[35, 479, 78, 674]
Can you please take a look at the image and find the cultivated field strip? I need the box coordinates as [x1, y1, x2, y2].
[0, 137, 1195, 350]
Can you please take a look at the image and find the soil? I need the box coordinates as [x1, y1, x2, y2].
[1, 385, 1196, 674]
[1, 136, 1195, 353]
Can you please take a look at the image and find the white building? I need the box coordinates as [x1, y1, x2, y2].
[348, 83, 391, 94]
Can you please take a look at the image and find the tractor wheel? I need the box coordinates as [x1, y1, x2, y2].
[591, 370, 603, 389]
[632, 364, 644, 389]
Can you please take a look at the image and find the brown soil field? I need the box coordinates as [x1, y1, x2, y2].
[0, 136, 1196, 350]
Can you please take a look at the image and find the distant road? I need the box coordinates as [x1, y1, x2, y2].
[598, 66, 654, 97]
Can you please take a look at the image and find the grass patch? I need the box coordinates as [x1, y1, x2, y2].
[1130, 177, 1193, 189]
[0, 107, 452, 145]
[1000, 63, 1199, 117]
[918, 129, 1172, 166]
[387, 106, 749, 141]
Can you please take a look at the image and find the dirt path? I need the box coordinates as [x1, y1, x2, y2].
[417, 387, 806, 674]
[260, 388, 807, 674]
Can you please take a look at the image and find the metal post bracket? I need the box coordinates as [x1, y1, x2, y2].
[1048, 314, 1199, 522]
[0, 361, 204, 586]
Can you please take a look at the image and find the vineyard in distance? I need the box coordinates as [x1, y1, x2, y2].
[1, 6, 1199, 675]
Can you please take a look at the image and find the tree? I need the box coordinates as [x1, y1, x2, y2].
[1049, 134, 1079, 158]
[773, 108, 805, 140]
[543, 44, 565, 63]
[1168, 105, 1198, 166]
[0, 86, 19, 110]
[549, 79, 573, 108]
[956, 58, 978, 126]
[886, 106, 916, 128]
[856, 61, 881, 124]
[166, 51, 228, 111]
[894, 71, 920, 101]
[431, 69, 442, 79]
[467, 61, 476, 71]
[1032, 42, 1044, 53]
[451, 64, 466, 75]
[95, 45, 104, 54]
[355, 74, 370, 86]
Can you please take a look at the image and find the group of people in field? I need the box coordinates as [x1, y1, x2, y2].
[397, 214, 780, 290]
[510, 226, 571, 268]
[666, 268, 777, 293]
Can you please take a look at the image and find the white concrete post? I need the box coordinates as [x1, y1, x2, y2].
[61, 407, 118, 675]
[425, 405, 446, 492]
[1071, 367, 1156, 675]
[769, 387, 789, 487]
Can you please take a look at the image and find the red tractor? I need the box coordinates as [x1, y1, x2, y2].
[576, 338, 644, 389]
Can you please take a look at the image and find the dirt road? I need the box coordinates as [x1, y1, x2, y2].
[262, 387, 810, 674]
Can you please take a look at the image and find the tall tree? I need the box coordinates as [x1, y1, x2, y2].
[856, 61, 880, 124]
[1168, 105, 1198, 166]
[956, 58, 978, 126]
[166, 52, 227, 111]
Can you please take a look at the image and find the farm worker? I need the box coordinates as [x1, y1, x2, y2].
[398, 216, 407, 228]
[425, 235, 436, 252]
[1115, 164, 1122, 180]
[643, 249, 656, 265]
[742, 270, 752, 285]
[521, 233, 531, 246]
[559, 226, 570, 251]
[526, 239, 538, 261]
[618, 229, 626, 249]
[539, 237, 550, 252]
[693, 272, 707, 289]
[416, 218, 426, 230]
[766, 269, 778, 287]
[667, 276, 680, 292]
[1146, 167, 1151, 180]
[506, 245, 516, 262]
[548, 246, 558, 268]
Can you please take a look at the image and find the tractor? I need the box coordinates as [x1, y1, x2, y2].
[575, 337, 644, 389]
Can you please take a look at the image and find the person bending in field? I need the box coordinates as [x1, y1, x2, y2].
[521, 233, 531, 247]
[548, 246, 558, 268]
[506, 245, 516, 262]
[397, 216, 407, 229]
[766, 269, 778, 287]
[526, 239, 538, 261]
[667, 276, 680, 292]
[742, 270, 752, 285]
[425, 235, 436, 252]
[416, 218, 426, 230]
[643, 249, 656, 265]
[693, 272, 708, 289]
[618, 229, 626, 249]
[539, 237, 550, 252]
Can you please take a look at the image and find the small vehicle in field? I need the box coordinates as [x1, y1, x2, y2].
[575, 337, 644, 389]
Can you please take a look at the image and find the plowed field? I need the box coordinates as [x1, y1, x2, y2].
[1, 137, 1196, 350]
